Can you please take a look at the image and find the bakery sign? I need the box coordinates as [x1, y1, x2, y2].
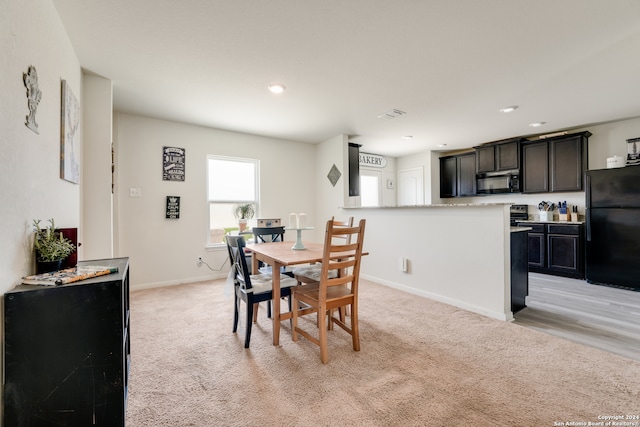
[359, 152, 387, 168]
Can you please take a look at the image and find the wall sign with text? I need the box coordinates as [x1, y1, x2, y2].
[166, 196, 180, 219]
[359, 152, 387, 168]
[163, 146, 185, 181]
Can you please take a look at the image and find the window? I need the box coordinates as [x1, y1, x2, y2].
[360, 169, 381, 207]
[207, 156, 259, 244]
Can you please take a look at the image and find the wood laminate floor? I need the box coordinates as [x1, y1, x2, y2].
[513, 273, 640, 361]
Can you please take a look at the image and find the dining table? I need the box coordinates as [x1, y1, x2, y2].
[245, 241, 327, 346]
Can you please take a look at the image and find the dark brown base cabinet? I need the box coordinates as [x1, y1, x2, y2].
[517, 223, 584, 279]
[4, 257, 130, 427]
[510, 230, 529, 313]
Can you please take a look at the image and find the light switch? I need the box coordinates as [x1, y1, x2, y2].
[129, 187, 142, 198]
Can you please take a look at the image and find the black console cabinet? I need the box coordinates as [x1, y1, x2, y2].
[4, 257, 130, 427]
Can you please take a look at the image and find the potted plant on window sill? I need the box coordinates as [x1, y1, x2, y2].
[33, 218, 76, 274]
[233, 203, 255, 232]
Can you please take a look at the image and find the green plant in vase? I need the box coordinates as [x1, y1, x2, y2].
[232, 203, 255, 232]
[33, 218, 76, 272]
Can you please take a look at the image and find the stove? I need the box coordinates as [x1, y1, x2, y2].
[510, 204, 528, 226]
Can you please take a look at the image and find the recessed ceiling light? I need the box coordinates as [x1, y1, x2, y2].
[267, 83, 286, 94]
[529, 122, 546, 128]
[499, 106, 518, 113]
[436, 144, 447, 148]
[402, 135, 413, 140]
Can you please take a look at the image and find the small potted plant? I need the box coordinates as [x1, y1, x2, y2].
[33, 218, 76, 273]
[232, 203, 255, 232]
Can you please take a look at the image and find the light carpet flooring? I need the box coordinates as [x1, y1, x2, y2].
[126, 278, 640, 426]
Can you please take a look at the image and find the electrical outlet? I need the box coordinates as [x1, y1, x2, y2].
[197, 257, 203, 267]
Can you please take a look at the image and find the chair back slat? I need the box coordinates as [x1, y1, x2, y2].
[331, 216, 354, 244]
[252, 226, 285, 243]
[226, 235, 253, 291]
[320, 218, 366, 295]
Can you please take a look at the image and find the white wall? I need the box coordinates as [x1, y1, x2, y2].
[0, 0, 81, 417]
[354, 204, 513, 320]
[0, 0, 81, 295]
[314, 134, 350, 237]
[114, 114, 317, 289]
[82, 73, 113, 259]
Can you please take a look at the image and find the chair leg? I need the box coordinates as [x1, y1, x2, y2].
[253, 303, 260, 323]
[291, 293, 299, 342]
[318, 304, 329, 364]
[245, 301, 254, 348]
[267, 300, 272, 318]
[232, 294, 240, 333]
[350, 302, 360, 352]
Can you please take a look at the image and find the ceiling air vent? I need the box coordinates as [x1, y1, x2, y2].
[377, 109, 407, 120]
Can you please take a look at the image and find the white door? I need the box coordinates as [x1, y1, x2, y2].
[398, 167, 424, 206]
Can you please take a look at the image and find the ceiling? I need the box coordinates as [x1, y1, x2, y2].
[52, 0, 640, 157]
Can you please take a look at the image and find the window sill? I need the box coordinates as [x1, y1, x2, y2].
[205, 243, 227, 252]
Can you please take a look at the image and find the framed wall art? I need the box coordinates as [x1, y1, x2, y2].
[163, 146, 185, 181]
[165, 196, 180, 219]
[60, 80, 80, 184]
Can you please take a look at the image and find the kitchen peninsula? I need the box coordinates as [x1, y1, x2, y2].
[345, 203, 526, 321]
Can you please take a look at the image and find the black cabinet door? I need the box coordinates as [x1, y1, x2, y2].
[522, 141, 549, 193]
[496, 141, 519, 171]
[511, 231, 529, 313]
[527, 232, 546, 269]
[550, 135, 585, 192]
[457, 153, 476, 197]
[476, 146, 495, 173]
[440, 156, 457, 198]
[547, 234, 581, 276]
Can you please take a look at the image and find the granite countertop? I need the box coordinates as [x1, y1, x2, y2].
[516, 219, 585, 225]
[343, 203, 513, 209]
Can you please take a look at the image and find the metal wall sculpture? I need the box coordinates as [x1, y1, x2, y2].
[23, 65, 42, 134]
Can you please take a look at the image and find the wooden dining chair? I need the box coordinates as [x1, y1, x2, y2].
[291, 218, 366, 363]
[292, 216, 353, 285]
[292, 216, 354, 323]
[226, 235, 297, 348]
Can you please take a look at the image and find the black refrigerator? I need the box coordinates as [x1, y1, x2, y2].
[585, 166, 640, 290]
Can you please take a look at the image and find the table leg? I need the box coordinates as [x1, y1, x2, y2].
[272, 264, 281, 346]
[251, 252, 259, 274]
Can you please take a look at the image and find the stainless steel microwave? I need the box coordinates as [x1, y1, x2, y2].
[476, 170, 520, 194]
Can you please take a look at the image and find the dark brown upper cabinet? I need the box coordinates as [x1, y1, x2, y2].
[440, 152, 476, 198]
[522, 131, 590, 194]
[475, 139, 522, 173]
